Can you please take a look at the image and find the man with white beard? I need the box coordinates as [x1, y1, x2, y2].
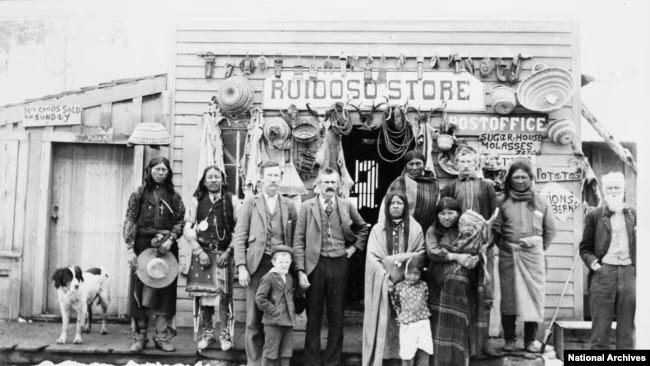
[580, 172, 636, 349]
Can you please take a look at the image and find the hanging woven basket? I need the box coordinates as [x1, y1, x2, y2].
[127, 122, 171, 146]
[490, 85, 517, 115]
[517, 64, 575, 113]
[216, 75, 254, 117]
[545, 118, 576, 145]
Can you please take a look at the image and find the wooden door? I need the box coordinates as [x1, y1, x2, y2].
[46, 143, 134, 316]
[0, 133, 28, 318]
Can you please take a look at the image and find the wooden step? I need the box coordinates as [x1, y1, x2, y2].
[552, 321, 618, 361]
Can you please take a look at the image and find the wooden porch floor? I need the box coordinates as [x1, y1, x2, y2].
[0, 320, 551, 365]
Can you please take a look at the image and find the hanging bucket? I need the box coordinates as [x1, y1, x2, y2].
[517, 64, 575, 113]
[436, 134, 454, 152]
[490, 85, 517, 115]
[545, 118, 576, 145]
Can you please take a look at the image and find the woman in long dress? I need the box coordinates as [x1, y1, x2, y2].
[362, 191, 426, 366]
[426, 197, 491, 366]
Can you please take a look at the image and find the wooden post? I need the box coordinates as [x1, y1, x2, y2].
[581, 102, 637, 174]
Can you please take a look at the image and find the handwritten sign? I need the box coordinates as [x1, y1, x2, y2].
[540, 182, 580, 221]
[478, 133, 542, 155]
[23, 104, 82, 127]
[263, 71, 485, 111]
[536, 166, 584, 183]
[447, 114, 547, 135]
[481, 154, 536, 170]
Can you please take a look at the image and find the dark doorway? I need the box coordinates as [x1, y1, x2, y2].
[341, 128, 407, 311]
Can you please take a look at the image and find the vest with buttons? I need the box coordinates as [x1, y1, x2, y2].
[264, 197, 285, 255]
[320, 200, 346, 257]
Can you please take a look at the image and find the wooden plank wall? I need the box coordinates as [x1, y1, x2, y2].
[172, 20, 583, 327]
[0, 76, 168, 316]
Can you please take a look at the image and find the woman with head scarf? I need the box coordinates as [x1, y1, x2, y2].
[123, 157, 185, 352]
[426, 198, 494, 366]
[493, 159, 556, 353]
[379, 150, 440, 233]
[362, 191, 426, 366]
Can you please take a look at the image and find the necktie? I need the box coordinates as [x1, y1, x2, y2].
[325, 199, 333, 217]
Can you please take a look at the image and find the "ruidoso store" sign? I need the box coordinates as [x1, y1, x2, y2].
[263, 71, 485, 111]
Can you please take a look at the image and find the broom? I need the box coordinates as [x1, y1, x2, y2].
[540, 253, 581, 353]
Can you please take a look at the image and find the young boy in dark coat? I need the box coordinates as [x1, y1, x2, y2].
[255, 245, 296, 366]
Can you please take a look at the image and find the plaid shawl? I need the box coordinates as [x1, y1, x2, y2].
[429, 262, 489, 365]
[387, 171, 440, 232]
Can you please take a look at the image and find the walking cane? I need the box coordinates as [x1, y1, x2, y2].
[540, 253, 581, 353]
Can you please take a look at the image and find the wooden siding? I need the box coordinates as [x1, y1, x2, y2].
[0, 75, 168, 317]
[171, 19, 583, 327]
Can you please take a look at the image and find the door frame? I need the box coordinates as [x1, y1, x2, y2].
[0, 131, 29, 319]
[32, 131, 144, 314]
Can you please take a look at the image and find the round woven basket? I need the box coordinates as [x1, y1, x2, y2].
[438, 153, 459, 176]
[545, 118, 576, 145]
[517, 66, 575, 113]
[490, 85, 517, 115]
[127, 122, 171, 146]
[216, 75, 254, 116]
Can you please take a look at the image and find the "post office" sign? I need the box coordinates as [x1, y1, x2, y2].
[263, 71, 485, 111]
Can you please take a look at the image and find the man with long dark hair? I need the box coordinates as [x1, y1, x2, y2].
[294, 167, 368, 366]
[233, 160, 298, 366]
[123, 157, 185, 352]
[184, 165, 239, 351]
[493, 159, 556, 353]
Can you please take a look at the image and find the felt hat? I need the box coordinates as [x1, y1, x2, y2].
[263, 117, 291, 149]
[216, 75, 254, 117]
[270, 245, 294, 258]
[135, 248, 179, 289]
[127, 122, 172, 146]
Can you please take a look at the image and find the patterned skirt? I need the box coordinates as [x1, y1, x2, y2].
[186, 249, 233, 297]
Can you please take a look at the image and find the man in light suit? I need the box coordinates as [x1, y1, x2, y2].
[294, 167, 369, 366]
[233, 160, 298, 366]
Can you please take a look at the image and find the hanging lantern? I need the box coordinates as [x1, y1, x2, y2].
[309, 55, 318, 81]
[448, 54, 462, 73]
[294, 59, 304, 81]
[201, 52, 216, 79]
[274, 54, 283, 78]
[239, 53, 256, 75]
[339, 51, 347, 77]
[416, 55, 424, 80]
[256, 53, 269, 71]
[495, 58, 509, 82]
[377, 55, 387, 85]
[364, 55, 374, 85]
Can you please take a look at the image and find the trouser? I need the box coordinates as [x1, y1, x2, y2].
[200, 294, 231, 336]
[245, 255, 274, 366]
[133, 312, 174, 342]
[501, 314, 538, 343]
[304, 256, 349, 366]
[589, 263, 635, 349]
[262, 325, 293, 365]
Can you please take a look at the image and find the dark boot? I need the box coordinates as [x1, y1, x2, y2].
[130, 331, 148, 352]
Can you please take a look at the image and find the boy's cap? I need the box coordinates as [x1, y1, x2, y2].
[271, 245, 294, 258]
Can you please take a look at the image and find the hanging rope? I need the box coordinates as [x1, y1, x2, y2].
[326, 101, 353, 136]
[377, 106, 414, 163]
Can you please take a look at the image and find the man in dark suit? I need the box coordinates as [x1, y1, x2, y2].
[233, 161, 298, 366]
[294, 167, 369, 366]
[580, 172, 636, 349]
